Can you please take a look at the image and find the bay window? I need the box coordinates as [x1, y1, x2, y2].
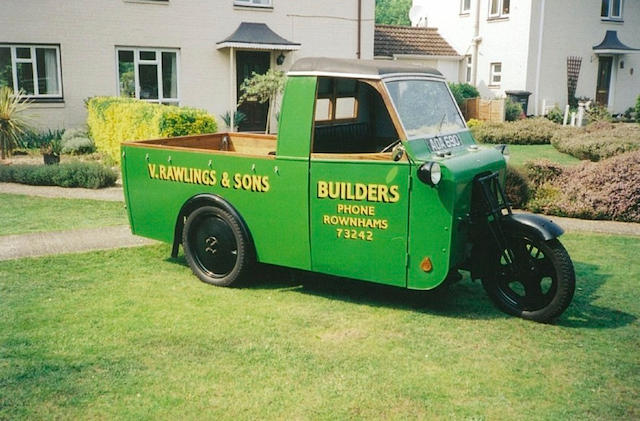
[0, 44, 62, 99]
[117, 47, 179, 104]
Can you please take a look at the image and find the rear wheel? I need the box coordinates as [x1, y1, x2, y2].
[182, 206, 252, 287]
[481, 233, 575, 323]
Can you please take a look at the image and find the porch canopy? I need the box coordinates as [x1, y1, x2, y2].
[593, 30, 640, 55]
[216, 22, 300, 51]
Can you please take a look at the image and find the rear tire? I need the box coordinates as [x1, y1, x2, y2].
[481, 233, 575, 323]
[182, 206, 252, 287]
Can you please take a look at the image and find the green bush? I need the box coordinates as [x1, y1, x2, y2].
[551, 122, 640, 161]
[505, 165, 530, 208]
[523, 159, 564, 186]
[20, 129, 64, 150]
[504, 98, 523, 122]
[61, 127, 95, 154]
[448, 83, 479, 107]
[86, 97, 217, 164]
[0, 161, 117, 189]
[526, 150, 640, 222]
[470, 118, 560, 144]
[545, 106, 564, 124]
[586, 104, 613, 124]
[466, 118, 483, 128]
[636, 94, 640, 123]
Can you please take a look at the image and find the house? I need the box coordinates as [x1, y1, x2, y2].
[373, 25, 462, 82]
[410, 0, 640, 115]
[0, 0, 374, 132]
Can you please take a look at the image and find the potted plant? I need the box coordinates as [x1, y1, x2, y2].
[41, 136, 62, 165]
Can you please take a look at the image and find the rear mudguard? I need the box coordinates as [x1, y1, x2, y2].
[469, 212, 564, 280]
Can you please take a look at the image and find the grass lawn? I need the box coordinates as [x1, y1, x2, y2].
[508, 144, 581, 168]
[1, 233, 638, 419]
[0, 194, 127, 236]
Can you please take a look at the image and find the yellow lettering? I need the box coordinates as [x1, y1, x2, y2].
[192, 168, 202, 184]
[233, 173, 242, 189]
[147, 164, 157, 179]
[318, 181, 328, 198]
[159, 165, 167, 180]
[367, 184, 378, 202]
[378, 185, 389, 202]
[389, 185, 400, 203]
[262, 176, 270, 192]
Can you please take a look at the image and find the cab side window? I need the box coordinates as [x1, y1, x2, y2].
[312, 77, 398, 154]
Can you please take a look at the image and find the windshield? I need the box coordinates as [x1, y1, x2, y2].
[385, 79, 465, 138]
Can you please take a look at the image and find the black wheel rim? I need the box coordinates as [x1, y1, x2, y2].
[495, 237, 557, 312]
[188, 212, 238, 278]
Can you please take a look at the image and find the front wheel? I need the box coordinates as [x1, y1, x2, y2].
[182, 206, 253, 287]
[481, 233, 575, 323]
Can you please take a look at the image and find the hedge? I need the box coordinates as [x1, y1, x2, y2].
[470, 118, 561, 145]
[524, 151, 640, 222]
[0, 162, 118, 189]
[87, 97, 217, 164]
[551, 122, 640, 161]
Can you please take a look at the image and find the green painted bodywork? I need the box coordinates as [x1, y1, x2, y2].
[122, 75, 506, 290]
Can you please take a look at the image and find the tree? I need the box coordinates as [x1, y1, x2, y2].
[0, 87, 31, 160]
[375, 0, 412, 26]
[238, 69, 286, 134]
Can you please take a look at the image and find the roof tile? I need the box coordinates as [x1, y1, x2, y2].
[374, 24, 460, 58]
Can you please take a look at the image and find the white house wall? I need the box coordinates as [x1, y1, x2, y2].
[1, 0, 374, 130]
[413, 0, 535, 109]
[535, 0, 640, 114]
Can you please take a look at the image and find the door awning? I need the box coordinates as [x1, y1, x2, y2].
[217, 22, 301, 51]
[593, 30, 640, 55]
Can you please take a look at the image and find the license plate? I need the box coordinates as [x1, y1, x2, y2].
[426, 134, 462, 152]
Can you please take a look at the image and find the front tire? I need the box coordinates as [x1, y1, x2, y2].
[182, 206, 253, 287]
[481, 233, 575, 323]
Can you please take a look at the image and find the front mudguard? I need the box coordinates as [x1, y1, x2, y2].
[469, 212, 564, 280]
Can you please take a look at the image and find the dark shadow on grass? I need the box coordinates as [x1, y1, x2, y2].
[165, 257, 635, 328]
[555, 261, 636, 329]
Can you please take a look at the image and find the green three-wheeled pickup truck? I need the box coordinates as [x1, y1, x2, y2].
[122, 58, 575, 323]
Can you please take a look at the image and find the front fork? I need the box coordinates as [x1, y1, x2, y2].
[468, 172, 517, 277]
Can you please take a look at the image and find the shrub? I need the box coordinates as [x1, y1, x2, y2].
[448, 83, 480, 107]
[523, 160, 564, 186]
[87, 97, 217, 164]
[0, 87, 32, 159]
[636, 94, 640, 123]
[504, 98, 523, 122]
[551, 122, 640, 161]
[20, 128, 65, 149]
[466, 118, 483, 128]
[471, 118, 559, 144]
[505, 165, 530, 208]
[0, 161, 117, 189]
[585, 104, 613, 124]
[526, 150, 640, 222]
[545, 106, 564, 124]
[60, 127, 95, 154]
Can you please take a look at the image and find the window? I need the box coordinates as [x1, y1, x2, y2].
[490, 62, 502, 86]
[0, 44, 62, 99]
[601, 0, 623, 20]
[465, 55, 472, 83]
[234, 0, 272, 7]
[117, 47, 179, 104]
[461, 0, 471, 14]
[489, 0, 510, 18]
[314, 77, 358, 122]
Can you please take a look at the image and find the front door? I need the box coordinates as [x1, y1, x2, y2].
[236, 51, 270, 132]
[596, 56, 612, 106]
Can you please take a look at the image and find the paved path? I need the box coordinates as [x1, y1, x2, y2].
[0, 226, 156, 261]
[1, 182, 638, 262]
[0, 182, 124, 201]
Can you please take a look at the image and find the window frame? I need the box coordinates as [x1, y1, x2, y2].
[601, 0, 623, 21]
[489, 62, 502, 87]
[115, 47, 180, 105]
[314, 77, 359, 124]
[465, 55, 473, 83]
[488, 0, 510, 19]
[460, 0, 471, 15]
[0, 43, 63, 100]
[234, 0, 273, 8]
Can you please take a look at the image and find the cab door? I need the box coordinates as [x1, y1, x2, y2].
[308, 77, 410, 287]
